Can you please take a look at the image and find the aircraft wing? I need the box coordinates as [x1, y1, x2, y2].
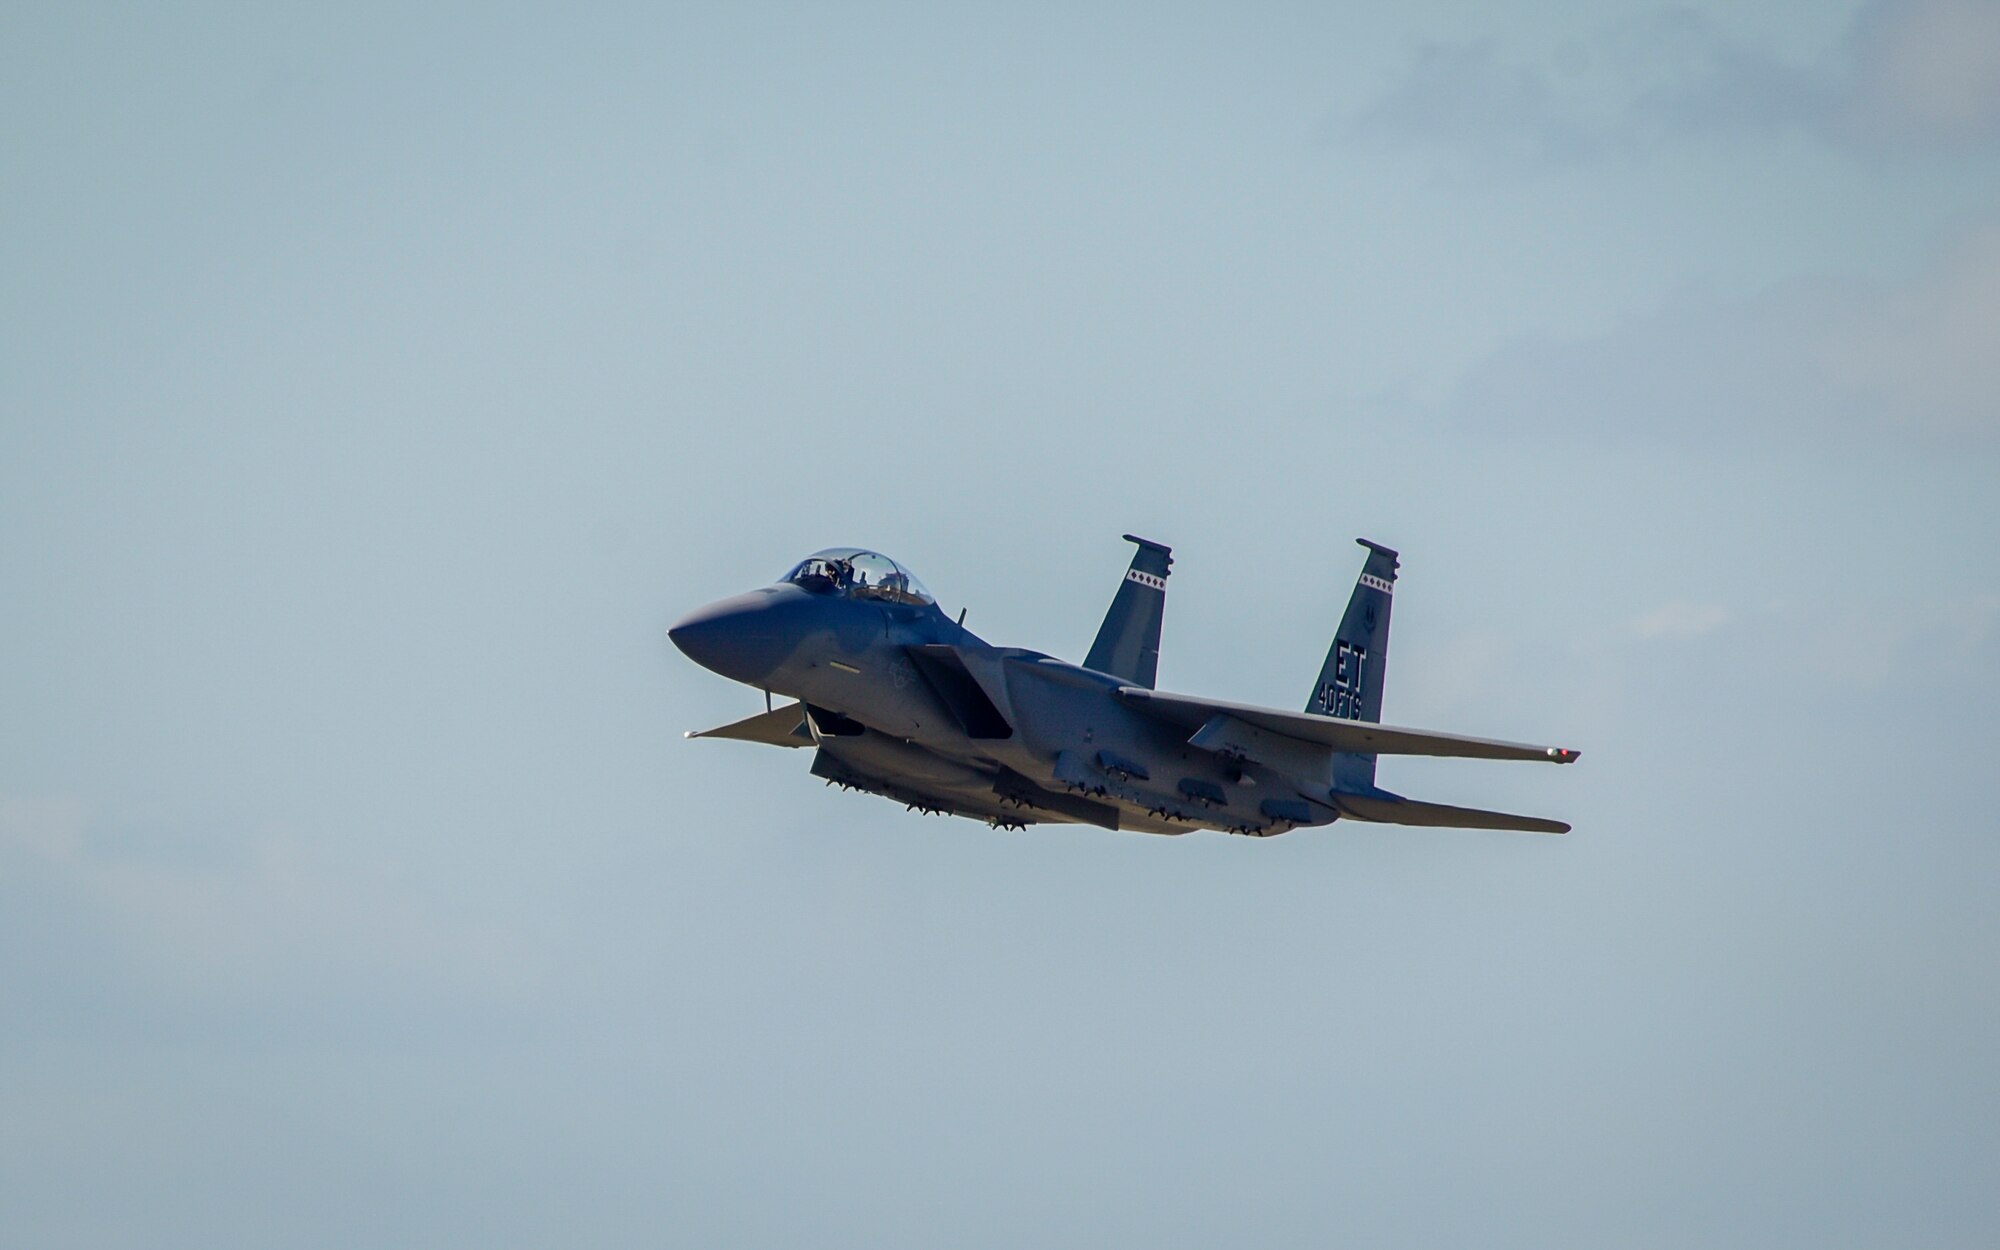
[685, 701, 813, 747]
[1114, 688, 1580, 764]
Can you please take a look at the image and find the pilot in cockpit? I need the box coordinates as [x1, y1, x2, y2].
[784, 550, 935, 607]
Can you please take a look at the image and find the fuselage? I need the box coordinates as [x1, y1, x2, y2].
[673, 538, 1579, 837]
[670, 580, 1307, 834]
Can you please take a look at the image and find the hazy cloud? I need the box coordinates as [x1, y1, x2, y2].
[0, 797, 545, 1003]
[6, 6, 1998, 1245]
[1789, 590, 2000, 689]
[1850, 0, 2000, 143]
[1632, 600, 1732, 639]
[1354, 1, 2000, 162]
[1445, 218, 2000, 447]
[1817, 222, 2000, 439]
[1348, 37, 1617, 164]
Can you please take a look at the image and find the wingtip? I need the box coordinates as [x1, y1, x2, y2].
[1547, 747, 1581, 764]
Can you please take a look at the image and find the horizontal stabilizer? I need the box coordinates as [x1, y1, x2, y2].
[1117, 688, 1580, 764]
[686, 701, 813, 748]
[1333, 789, 1569, 834]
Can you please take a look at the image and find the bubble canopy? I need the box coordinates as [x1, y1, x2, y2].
[781, 548, 935, 607]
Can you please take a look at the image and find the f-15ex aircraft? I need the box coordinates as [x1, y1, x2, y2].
[670, 537, 1578, 837]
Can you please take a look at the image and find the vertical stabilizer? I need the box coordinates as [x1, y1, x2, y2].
[1084, 534, 1173, 688]
[1309, 539, 1398, 787]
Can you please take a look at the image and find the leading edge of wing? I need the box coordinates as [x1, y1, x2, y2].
[1114, 688, 1580, 764]
[686, 701, 813, 747]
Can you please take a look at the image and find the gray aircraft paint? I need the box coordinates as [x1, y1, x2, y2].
[671, 537, 1577, 836]
[1083, 534, 1174, 690]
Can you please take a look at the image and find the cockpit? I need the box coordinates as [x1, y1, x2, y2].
[781, 547, 936, 607]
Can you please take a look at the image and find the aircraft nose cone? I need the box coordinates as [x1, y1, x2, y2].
[667, 590, 803, 685]
[666, 609, 732, 670]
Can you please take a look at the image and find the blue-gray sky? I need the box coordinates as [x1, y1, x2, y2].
[4, 2, 1997, 1246]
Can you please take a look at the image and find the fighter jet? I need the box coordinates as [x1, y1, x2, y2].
[669, 537, 1578, 836]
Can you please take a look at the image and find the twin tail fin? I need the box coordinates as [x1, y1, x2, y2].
[1084, 534, 1173, 688]
[1308, 539, 1398, 722]
[1309, 539, 1398, 790]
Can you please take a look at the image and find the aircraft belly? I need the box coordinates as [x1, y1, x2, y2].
[815, 732, 993, 792]
[1045, 750, 1294, 835]
[810, 745, 1071, 828]
[806, 661, 1318, 836]
[986, 658, 1306, 835]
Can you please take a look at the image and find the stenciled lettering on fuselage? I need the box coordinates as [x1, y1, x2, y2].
[1315, 640, 1368, 719]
